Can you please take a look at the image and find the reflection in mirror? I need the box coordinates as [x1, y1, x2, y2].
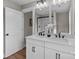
[35, 6, 49, 33]
[34, 0, 74, 38]
[56, 12, 69, 34]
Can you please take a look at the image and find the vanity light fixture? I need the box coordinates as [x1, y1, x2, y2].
[35, 0, 70, 10]
[36, 0, 48, 10]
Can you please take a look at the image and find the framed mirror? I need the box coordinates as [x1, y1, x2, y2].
[33, 0, 74, 37]
[35, 5, 50, 33]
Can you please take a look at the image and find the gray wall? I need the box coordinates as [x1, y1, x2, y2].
[24, 12, 32, 36]
[56, 12, 69, 33]
[3, 0, 22, 11]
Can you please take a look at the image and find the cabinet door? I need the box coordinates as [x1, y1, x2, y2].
[27, 43, 44, 59]
[45, 48, 57, 59]
[60, 53, 75, 59]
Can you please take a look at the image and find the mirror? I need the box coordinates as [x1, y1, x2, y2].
[35, 5, 50, 33]
[56, 12, 69, 34]
[51, 0, 71, 34]
[34, 0, 74, 36]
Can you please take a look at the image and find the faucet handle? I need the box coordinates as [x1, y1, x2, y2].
[59, 32, 61, 38]
[62, 35, 65, 38]
[55, 34, 57, 38]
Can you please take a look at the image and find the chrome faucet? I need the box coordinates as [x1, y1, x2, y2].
[55, 32, 65, 38]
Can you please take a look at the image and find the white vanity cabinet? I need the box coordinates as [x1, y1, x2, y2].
[60, 53, 75, 59]
[26, 38, 45, 59]
[27, 43, 44, 59]
[26, 36, 75, 59]
[45, 48, 57, 59]
[45, 40, 75, 59]
[45, 48, 74, 59]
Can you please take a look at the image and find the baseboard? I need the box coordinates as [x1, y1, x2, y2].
[4, 46, 25, 58]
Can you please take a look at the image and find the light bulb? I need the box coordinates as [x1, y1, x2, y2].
[36, 1, 48, 10]
[44, 2, 47, 7]
[53, 0, 56, 5]
[36, 4, 39, 7]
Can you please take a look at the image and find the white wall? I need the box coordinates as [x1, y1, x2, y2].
[3, 0, 22, 11]
[24, 12, 32, 36]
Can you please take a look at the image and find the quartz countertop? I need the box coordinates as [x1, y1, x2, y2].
[26, 35, 75, 55]
[26, 35, 74, 47]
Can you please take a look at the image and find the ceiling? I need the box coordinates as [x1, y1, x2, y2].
[36, 1, 70, 16]
[8, 0, 36, 5]
[6, 0, 54, 5]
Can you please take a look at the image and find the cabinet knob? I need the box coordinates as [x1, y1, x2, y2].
[5, 33, 9, 36]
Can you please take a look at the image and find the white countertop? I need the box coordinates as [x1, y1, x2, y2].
[26, 35, 75, 55]
[26, 35, 74, 46]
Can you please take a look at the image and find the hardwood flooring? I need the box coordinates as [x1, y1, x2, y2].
[4, 48, 26, 59]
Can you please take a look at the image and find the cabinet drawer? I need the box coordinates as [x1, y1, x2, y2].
[26, 38, 44, 47]
[45, 42, 74, 55]
[60, 52, 75, 59]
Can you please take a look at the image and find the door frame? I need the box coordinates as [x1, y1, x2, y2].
[22, 7, 34, 35]
[3, 7, 6, 58]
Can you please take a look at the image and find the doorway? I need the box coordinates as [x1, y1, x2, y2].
[24, 12, 33, 37]
[24, 11, 33, 47]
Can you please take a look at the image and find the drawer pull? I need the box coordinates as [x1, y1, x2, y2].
[56, 53, 57, 59]
[59, 54, 60, 59]
[32, 46, 36, 53]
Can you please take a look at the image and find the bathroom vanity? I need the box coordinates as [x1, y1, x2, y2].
[26, 0, 75, 59]
[26, 35, 75, 59]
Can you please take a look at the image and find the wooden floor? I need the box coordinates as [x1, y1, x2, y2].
[4, 48, 26, 59]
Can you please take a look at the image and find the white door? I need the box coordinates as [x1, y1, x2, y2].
[60, 53, 75, 59]
[27, 43, 44, 59]
[45, 48, 56, 59]
[4, 7, 24, 57]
